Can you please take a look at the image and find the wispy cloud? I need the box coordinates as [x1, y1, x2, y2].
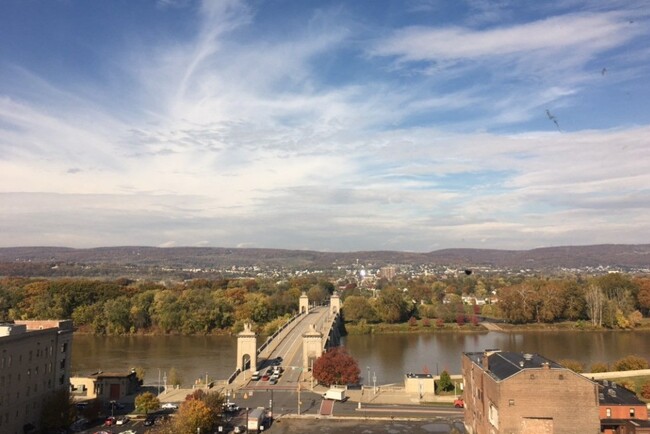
[0, 0, 649, 250]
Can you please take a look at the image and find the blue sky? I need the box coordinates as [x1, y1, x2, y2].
[1, 0, 649, 252]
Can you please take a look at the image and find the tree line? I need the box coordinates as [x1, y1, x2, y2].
[1, 272, 649, 334]
[0, 276, 334, 335]
[341, 273, 650, 328]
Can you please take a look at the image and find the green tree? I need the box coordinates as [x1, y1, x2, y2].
[342, 296, 377, 323]
[374, 287, 410, 323]
[40, 389, 75, 432]
[313, 346, 361, 386]
[437, 370, 453, 393]
[168, 367, 182, 387]
[135, 391, 160, 415]
[308, 285, 329, 305]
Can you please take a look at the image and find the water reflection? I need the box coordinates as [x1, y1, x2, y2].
[71, 330, 650, 387]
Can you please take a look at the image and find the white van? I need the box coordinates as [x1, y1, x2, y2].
[251, 371, 261, 381]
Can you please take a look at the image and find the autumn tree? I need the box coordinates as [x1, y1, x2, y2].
[173, 399, 213, 434]
[612, 355, 650, 371]
[559, 359, 584, 373]
[635, 278, 650, 315]
[313, 346, 361, 386]
[590, 362, 609, 373]
[640, 381, 650, 399]
[585, 285, 604, 327]
[343, 296, 377, 323]
[135, 391, 160, 415]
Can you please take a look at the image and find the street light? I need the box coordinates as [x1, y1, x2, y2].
[372, 371, 377, 395]
[366, 366, 370, 387]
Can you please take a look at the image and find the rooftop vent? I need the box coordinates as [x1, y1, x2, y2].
[603, 380, 609, 386]
[523, 353, 533, 361]
[519, 361, 524, 367]
[599, 393, 604, 400]
[607, 389, 617, 398]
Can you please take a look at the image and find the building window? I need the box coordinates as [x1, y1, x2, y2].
[606, 408, 611, 418]
[630, 408, 635, 418]
[61, 343, 68, 353]
[509, 399, 515, 406]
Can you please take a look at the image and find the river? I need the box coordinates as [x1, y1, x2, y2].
[71, 330, 650, 387]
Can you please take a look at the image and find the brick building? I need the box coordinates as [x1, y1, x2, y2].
[598, 379, 650, 434]
[462, 350, 600, 434]
[0, 320, 73, 434]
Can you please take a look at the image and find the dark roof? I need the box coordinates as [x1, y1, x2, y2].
[406, 373, 433, 379]
[597, 380, 646, 406]
[465, 351, 563, 381]
[602, 419, 650, 428]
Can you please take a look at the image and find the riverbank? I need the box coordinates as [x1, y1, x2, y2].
[345, 319, 650, 335]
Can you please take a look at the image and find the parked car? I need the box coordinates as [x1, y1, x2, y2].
[104, 416, 116, 426]
[261, 375, 270, 381]
[251, 371, 261, 381]
[454, 398, 465, 408]
[115, 415, 129, 425]
[144, 415, 157, 426]
[269, 378, 278, 385]
[161, 402, 179, 409]
[119, 431, 136, 434]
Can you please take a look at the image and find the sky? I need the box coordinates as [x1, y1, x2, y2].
[1, 0, 649, 252]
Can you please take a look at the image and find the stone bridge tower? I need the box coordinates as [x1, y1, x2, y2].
[302, 323, 323, 371]
[237, 323, 257, 373]
[330, 291, 341, 316]
[299, 291, 309, 314]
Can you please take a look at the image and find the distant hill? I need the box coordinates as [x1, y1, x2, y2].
[0, 244, 649, 276]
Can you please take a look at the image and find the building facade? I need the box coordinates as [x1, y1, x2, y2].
[598, 379, 650, 434]
[462, 350, 600, 434]
[0, 320, 73, 434]
[71, 370, 139, 402]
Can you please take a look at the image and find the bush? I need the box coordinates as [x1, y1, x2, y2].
[640, 381, 650, 399]
[408, 316, 418, 327]
[612, 355, 650, 372]
[422, 318, 431, 327]
[559, 359, 584, 373]
[590, 362, 609, 373]
[435, 318, 444, 328]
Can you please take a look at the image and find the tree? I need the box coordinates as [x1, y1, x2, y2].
[173, 399, 213, 434]
[437, 370, 453, 393]
[342, 296, 377, 323]
[612, 355, 650, 371]
[135, 391, 160, 415]
[168, 367, 182, 387]
[374, 287, 410, 323]
[585, 285, 604, 327]
[313, 346, 361, 386]
[590, 362, 609, 373]
[640, 381, 650, 399]
[40, 389, 75, 432]
[559, 359, 584, 373]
